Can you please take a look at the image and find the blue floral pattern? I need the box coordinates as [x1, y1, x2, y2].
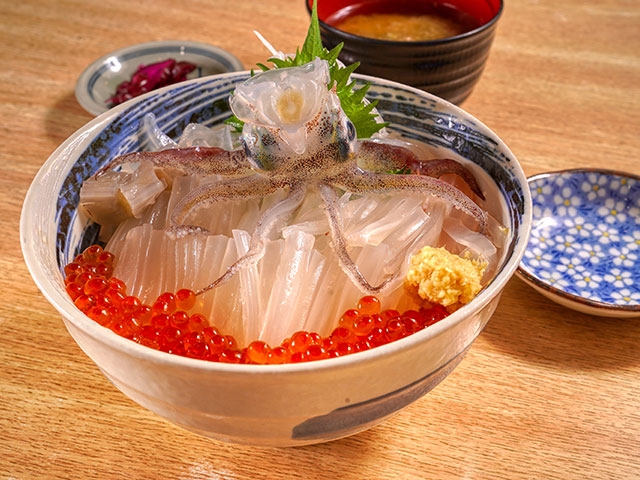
[521, 169, 640, 309]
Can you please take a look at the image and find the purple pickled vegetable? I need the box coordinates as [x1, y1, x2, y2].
[107, 58, 197, 107]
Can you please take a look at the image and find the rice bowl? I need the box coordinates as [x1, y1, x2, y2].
[21, 72, 531, 445]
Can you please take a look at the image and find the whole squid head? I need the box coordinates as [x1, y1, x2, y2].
[229, 58, 357, 173]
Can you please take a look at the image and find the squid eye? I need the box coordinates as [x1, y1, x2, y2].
[335, 119, 357, 161]
[346, 120, 356, 142]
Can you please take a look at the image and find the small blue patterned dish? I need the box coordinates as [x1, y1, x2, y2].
[517, 169, 640, 318]
[75, 40, 243, 116]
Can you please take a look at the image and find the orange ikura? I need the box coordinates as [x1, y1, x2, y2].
[65, 245, 449, 364]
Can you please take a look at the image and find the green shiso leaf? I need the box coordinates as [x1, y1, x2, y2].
[226, 1, 387, 139]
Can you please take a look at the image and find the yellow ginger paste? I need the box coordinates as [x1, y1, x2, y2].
[404, 246, 487, 308]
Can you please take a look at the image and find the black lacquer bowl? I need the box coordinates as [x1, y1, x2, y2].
[308, 0, 503, 104]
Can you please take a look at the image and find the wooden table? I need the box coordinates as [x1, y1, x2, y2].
[2, 0, 639, 478]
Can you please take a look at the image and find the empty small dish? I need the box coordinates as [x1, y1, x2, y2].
[75, 40, 243, 116]
[517, 169, 640, 318]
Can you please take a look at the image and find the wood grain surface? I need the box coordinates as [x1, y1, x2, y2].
[1, 0, 638, 478]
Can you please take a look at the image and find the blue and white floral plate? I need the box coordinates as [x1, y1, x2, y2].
[517, 169, 640, 318]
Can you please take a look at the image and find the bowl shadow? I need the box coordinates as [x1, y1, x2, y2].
[188, 420, 408, 478]
[481, 278, 640, 371]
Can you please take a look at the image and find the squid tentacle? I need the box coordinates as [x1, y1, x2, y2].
[357, 141, 485, 199]
[169, 175, 282, 228]
[407, 158, 485, 200]
[319, 183, 396, 294]
[334, 168, 489, 233]
[96, 146, 252, 178]
[195, 184, 306, 295]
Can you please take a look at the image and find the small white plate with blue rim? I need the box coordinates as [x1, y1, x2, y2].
[75, 40, 244, 116]
[516, 168, 640, 318]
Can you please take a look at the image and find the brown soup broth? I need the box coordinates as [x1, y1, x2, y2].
[326, 0, 480, 41]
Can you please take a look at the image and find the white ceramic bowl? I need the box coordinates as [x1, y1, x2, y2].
[21, 72, 531, 446]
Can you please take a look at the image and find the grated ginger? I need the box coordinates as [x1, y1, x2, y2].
[404, 246, 487, 308]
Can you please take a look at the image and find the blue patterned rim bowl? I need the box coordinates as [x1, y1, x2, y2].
[75, 40, 244, 116]
[21, 72, 531, 446]
[516, 169, 640, 318]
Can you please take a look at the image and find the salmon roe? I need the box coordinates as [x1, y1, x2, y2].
[64, 245, 450, 364]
